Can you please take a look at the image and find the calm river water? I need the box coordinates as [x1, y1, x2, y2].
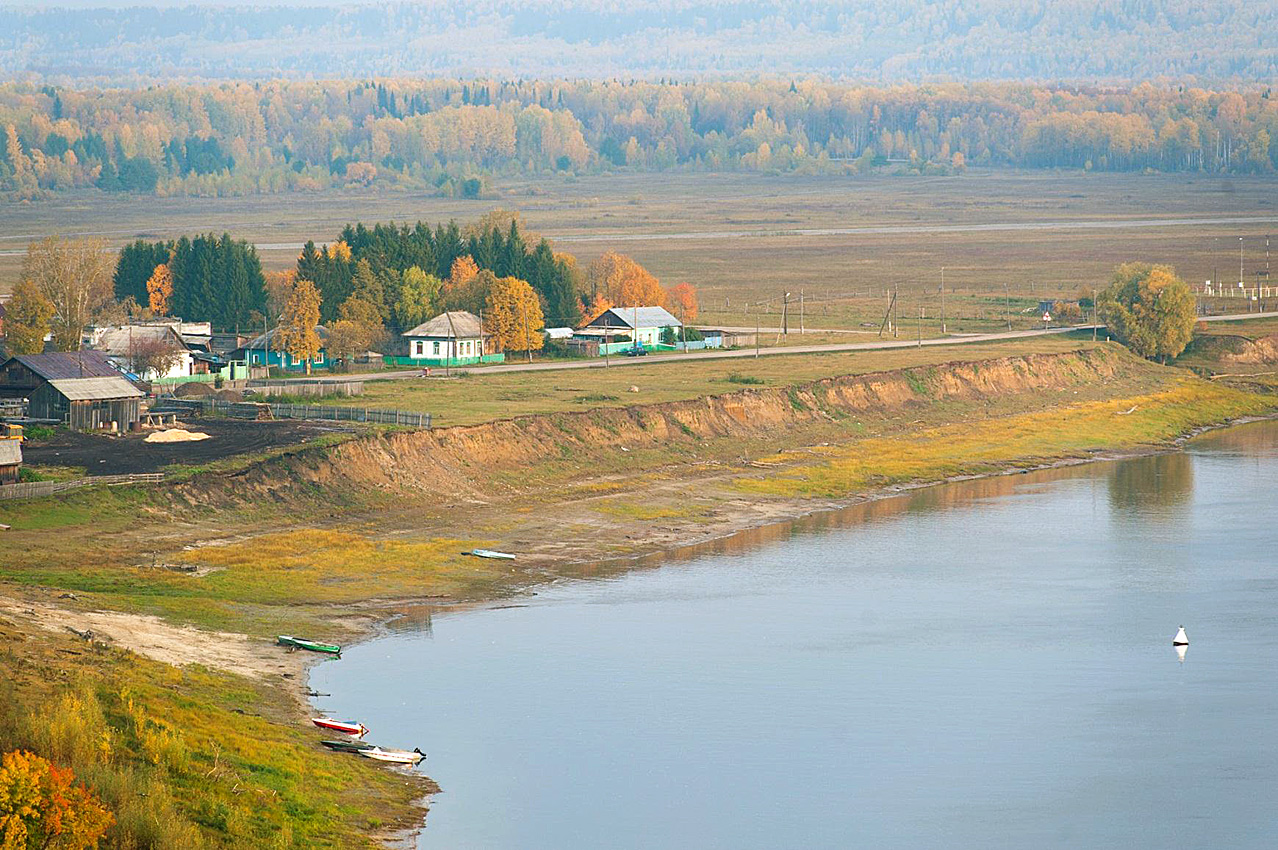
[312, 420, 1278, 849]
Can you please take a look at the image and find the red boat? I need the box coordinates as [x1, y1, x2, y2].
[311, 717, 368, 738]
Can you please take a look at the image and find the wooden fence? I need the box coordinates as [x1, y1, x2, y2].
[246, 381, 365, 398]
[156, 397, 431, 428]
[0, 472, 165, 501]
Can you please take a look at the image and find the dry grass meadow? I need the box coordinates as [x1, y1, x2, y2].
[3, 171, 1277, 334]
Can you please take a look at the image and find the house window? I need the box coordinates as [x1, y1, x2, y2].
[414, 341, 423, 357]
[432, 341, 440, 355]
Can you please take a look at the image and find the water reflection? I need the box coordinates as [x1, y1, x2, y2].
[1176, 644, 1188, 663]
[1106, 452, 1194, 519]
[384, 605, 435, 636]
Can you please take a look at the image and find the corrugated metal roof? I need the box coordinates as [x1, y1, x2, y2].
[47, 377, 145, 401]
[244, 324, 330, 350]
[92, 325, 184, 356]
[403, 311, 483, 339]
[10, 351, 119, 381]
[590, 306, 682, 330]
[0, 440, 20, 466]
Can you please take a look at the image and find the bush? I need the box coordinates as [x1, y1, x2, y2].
[726, 373, 765, 385]
[22, 424, 56, 442]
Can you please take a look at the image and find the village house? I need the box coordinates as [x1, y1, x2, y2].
[88, 324, 194, 381]
[0, 352, 145, 431]
[580, 306, 682, 350]
[232, 326, 331, 371]
[399, 311, 502, 365]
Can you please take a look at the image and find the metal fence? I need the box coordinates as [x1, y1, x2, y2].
[0, 472, 165, 501]
[156, 397, 430, 428]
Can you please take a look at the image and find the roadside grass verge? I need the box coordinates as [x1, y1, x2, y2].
[737, 379, 1275, 499]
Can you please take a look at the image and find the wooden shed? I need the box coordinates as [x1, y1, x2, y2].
[0, 439, 20, 485]
[30, 376, 144, 432]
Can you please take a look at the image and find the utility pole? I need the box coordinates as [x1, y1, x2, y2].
[1092, 288, 1098, 342]
[680, 303, 687, 354]
[799, 290, 804, 334]
[893, 284, 899, 338]
[1004, 281, 1011, 332]
[940, 267, 946, 334]
[917, 305, 923, 348]
[521, 299, 532, 363]
[781, 292, 790, 336]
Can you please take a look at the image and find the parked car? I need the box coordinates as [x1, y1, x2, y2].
[623, 344, 647, 357]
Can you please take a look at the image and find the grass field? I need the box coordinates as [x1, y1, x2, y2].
[3, 171, 1277, 334]
[340, 333, 1103, 426]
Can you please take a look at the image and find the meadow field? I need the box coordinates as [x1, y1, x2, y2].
[3, 171, 1277, 335]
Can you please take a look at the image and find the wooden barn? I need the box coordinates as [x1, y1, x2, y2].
[30, 377, 144, 432]
[0, 351, 121, 400]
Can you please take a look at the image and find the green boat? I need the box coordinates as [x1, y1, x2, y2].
[277, 635, 341, 656]
[319, 739, 374, 753]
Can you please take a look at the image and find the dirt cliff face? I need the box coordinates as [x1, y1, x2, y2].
[1220, 334, 1278, 366]
[176, 347, 1124, 506]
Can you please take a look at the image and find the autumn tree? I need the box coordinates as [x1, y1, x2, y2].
[579, 292, 613, 327]
[127, 333, 184, 379]
[665, 281, 699, 322]
[324, 320, 367, 368]
[0, 749, 113, 850]
[395, 266, 441, 329]
[1097, 263, 1197, 362]
[145, 263, 173, 315]
[22, 237, 114, 351]
[3, 280, 55, 355]
[586, 252, 665, 307]
[275, 279, 323, 374]
[337, 295, 385, 350]
[263, 269, 296, 320]
[484, 276, 544, 353]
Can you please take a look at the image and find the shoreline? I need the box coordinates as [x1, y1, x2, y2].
[311, 411, 1278, 846]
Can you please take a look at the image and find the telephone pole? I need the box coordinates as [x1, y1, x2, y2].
[940, 267, 946, 334]
[1004, 281, 1011, 331]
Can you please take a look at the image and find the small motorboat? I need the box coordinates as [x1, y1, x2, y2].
[319, 739, 374, 753]
[360, 747, 425, 765]
[467, 549, 516, 560]
[278, 635, 342, 656]
[312, 717, 368, 737]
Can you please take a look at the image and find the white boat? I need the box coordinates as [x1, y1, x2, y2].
[360, 747, 425, 765]
[468, 549, 516, 560]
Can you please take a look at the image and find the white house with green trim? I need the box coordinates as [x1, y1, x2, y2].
[397, 311, 503, 366]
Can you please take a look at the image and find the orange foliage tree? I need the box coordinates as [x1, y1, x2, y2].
[144, 262, 173, 316]
[0, 749, 113, 850]
[664, 281, 699, 322]
[586, 251, 665, 307]
[578, 292, 614, 327]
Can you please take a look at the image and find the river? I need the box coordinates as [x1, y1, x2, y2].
[312, 420, 1278, 849]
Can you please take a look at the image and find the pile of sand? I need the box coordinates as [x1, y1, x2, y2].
[145, 428, 211, 444]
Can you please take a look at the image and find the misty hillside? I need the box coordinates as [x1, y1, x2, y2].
[2, 0, 1276, 83]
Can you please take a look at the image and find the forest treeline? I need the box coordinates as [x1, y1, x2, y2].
[3, 1, 1276, 82]
[108, 213, 698, 347]
[3, 79, 1277, 198]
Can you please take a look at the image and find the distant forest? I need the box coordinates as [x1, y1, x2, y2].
[2, 1, 1276, 82]
[3, 78, 1277, 197]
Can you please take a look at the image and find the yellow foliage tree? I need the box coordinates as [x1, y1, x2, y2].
[144, 263, 173, 316]
[578, 292, 613, 327]
[483, 276, 544, 353]
[275, 278, 322, 374]
[3, 279, 55, 356]
[0, 749, 113, 850]
[324, 241, 352, 262]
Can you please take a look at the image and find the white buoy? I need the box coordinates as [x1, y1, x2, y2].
[1173, 626, 1189, 646]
